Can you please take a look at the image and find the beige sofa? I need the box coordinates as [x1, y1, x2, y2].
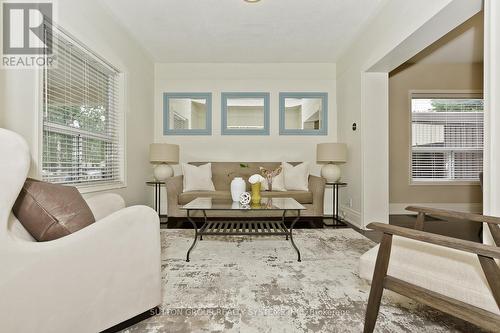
[166, 162, 326, 218]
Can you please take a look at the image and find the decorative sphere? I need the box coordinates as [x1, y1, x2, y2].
[239, 192, 251, 205]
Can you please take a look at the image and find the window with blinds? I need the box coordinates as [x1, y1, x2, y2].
[42, 27, 122, 187]
[410, 93, 484, 183]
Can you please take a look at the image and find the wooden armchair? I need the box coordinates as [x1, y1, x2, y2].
[363, 206, 500, 333]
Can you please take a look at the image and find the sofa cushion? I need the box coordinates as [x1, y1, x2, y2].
[179, 190, 313, 205]
[261, 191, 312, 204]
[359, 236, 500, 315]
[179, 191, 232, 205]
[12, 178, 95, 241]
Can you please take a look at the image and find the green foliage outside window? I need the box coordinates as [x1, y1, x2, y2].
[430, 99, 484, 112]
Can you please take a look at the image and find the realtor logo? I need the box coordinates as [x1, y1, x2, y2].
[2, 1, 55, 68]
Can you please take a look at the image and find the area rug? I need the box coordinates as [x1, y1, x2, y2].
[122, 229, 483, 332]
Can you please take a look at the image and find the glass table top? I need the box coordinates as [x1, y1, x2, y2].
[182, 197, 305, 211]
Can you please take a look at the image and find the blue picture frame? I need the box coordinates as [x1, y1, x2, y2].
[279, 92, 328, 135]
[163, 92, 212, 135]
[221, 92, 270, 135]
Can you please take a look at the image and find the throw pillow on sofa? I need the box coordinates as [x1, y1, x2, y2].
[12, 178, 96, 241]
[182, 163, 216, 192]
[283, 162, 309, 191]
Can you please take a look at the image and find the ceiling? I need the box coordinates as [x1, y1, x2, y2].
[407, 12, 484, 64]
[100, 0, 387, 63]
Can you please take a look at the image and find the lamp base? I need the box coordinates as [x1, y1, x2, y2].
[154, 164, 173, 181]
[321, 164, 341, 183]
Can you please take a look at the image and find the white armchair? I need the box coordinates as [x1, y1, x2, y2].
[0, 128, 162, 333]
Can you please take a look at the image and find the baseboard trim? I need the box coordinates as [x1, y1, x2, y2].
[339, 206, 362, 229]
[101, 306, 159, 333]
[390, 203, 483, 215]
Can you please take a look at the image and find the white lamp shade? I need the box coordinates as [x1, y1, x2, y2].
[150, 143, 179, 164]
[316, 143, 347, 163]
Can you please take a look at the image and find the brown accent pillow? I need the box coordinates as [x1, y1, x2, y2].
[13, 178, 95, 241]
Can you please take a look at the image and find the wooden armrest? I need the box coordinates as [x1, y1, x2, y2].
[367, 222, 500, 259]
[406, 205, 500, 225]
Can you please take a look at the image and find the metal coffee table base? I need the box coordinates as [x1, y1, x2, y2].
[185, 210, 302, 262]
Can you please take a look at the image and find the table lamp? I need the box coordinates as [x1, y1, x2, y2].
[150, 143, 179, 181]
[316, 143, 347, 182]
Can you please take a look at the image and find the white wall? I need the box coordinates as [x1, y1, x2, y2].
[154, 63, 338, 215]
[483, 0, 500, 244]
[285, 106, 302, 129]
[336, 0, 482, 228]
[0, 0, 155, 206]
[361, 73, 389, 225]
[301, 98, 321, 126]
[227, 106, 264, 128]
[169, 99, 192, 127]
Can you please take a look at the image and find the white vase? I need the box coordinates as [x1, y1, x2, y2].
[231, 177, 246, 202]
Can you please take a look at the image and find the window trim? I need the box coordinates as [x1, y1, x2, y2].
[408, 89, 483, 186]
[38, 24, 126, 193]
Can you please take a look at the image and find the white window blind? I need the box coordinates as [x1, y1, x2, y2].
[42, 26, 122, 187]
[410, 93, 483, 183]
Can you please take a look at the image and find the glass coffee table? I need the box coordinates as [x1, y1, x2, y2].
[182, 197, 305, 262]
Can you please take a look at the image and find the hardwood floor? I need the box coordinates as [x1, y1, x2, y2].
[390, 214, 482, 242]
[340, 215, 483, 243]
[161, 215, 483, 244]
[161, 217, 324, 229]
